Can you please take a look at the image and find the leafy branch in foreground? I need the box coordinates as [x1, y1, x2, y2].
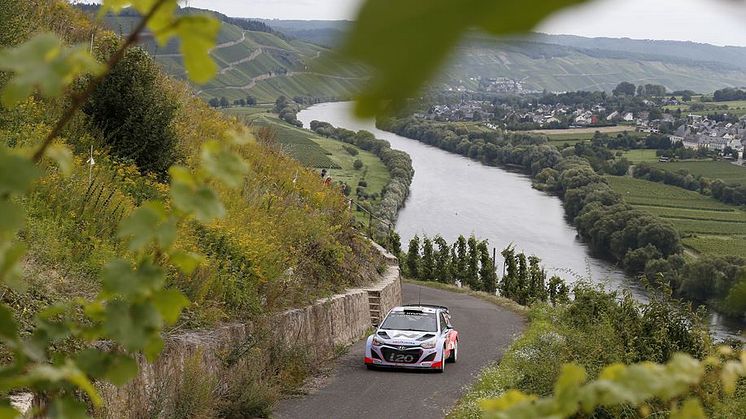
[344, 0, 589, 116]
[0, 0, 224, 417]
[481, 348, 746, 419]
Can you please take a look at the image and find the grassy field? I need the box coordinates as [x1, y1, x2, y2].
[527, 127, 643, 147]
[650, 161, 746, 185]
[622, 149, 660, 163]
[530, 126, 637, 137]
[606, 176, 746, 257]
[663, 100, 746, 116]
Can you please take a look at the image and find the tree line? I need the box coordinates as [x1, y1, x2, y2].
[713, 87, 746, 102]
[634, 163, 746, 207]
[377, 116, 746, 317]
[402, 235, 570, 306]
[309, 121, 414, 236]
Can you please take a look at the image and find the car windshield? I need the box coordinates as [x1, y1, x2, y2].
[380, 311, 438, 332]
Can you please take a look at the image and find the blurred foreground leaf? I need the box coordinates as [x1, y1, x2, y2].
[345, 0, 588, 116]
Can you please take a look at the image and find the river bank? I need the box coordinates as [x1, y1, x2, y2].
[297, 101, 744, 341]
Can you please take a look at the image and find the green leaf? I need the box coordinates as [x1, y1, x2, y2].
[170, 181, 225, 222]
[200, 140, 248, 188]
[48, 396, 88, 419]
[46, 144, 74, 177]
[169, 250, 204, 274]
[0, 149, 40, 195]
[171, 16, 220, 84]
[0, 242, 27, 291]
[101, 259, 165, 299]
[27, 361, 102, 407]
[143, 336, 164, 363]
[670, 398, 706, 419]
[152, 288, 189, 324]
[344, 0, 587, 116]
[0, 405, 19, 419]
[76, 349, 139, 386]
[0, 304, 18, 342]
[103, 300, 160, 352]
[0, 201, 24, 234]
[118, 201, 176, 251]
[0, 33, 104, 107]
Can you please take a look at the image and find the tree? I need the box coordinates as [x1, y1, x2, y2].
[421, 236, 435, 280]
[466, 235, 480, 289]
[219, 96, 229, 108]
[527, 255, 547, 303]
[246, 95, 257, 106]
[84, 47, 179, 177]
[613, 81, 636, 97]
[516, 252, 528, 304]
[478, 241, 497, 293]
[434, 235, 451, 283]
[274, 95, 289, 112]
[208, 97, 220, 107]
[452, 235, 467, 283]
[353, 159, 364, 170]
[500, 246, 517, 299]
[406, 235, 421, 278]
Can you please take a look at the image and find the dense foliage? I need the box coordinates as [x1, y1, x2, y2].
[84, 46, 180, 177]
[713, 87, 746, 102]
[449, 284, 740, 418]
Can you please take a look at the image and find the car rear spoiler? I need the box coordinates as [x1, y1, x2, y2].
[402, 304, 449, 313]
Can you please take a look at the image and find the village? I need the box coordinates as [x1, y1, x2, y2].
[412, 91, 746, 160]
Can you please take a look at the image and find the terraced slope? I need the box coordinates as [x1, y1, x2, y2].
[100, 11, 367, 102]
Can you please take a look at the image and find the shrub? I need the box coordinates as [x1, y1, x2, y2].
[353, 159, 363, 170]
[343, 145, 359, 156]
[84, 47, 180, 177]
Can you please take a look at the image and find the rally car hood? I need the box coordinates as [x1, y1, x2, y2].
[375, 329, 437, 346]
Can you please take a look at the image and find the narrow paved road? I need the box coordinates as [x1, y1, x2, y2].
[274, 283, 525, 419]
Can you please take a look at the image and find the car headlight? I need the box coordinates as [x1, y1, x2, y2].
[372, 336, 384, 346]
[420, 339, 436, 349]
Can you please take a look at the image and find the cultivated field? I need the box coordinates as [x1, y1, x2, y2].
[606, 176, 746, 257]
[530, 125, 636, 136]
[227, 111, 391, 220]
[650, 161, 746, 185]
[663, 99, 746, 116]
[622, 149, 660, 163]
[246, 114, 341, 168]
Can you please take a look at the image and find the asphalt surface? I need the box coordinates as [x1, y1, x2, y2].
[274, 283, 526, 419]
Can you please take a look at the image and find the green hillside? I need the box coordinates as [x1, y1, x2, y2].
[94, 8, 367, 102]
[441, 35, 746, 93]
[98, 10, 746, 101]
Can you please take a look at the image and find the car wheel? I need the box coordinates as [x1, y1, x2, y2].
[366, 364, 377, 370]
[449, 340, 458, 363]
[437, 348, 446, 373]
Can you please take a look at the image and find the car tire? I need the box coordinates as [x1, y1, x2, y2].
[449, 340, 458, 363]
[437, 348, 446, 373]
[366, 364, 377, 370]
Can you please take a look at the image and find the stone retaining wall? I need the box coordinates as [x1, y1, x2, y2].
[99, 246, 401, 416]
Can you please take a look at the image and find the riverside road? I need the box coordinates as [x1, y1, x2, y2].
[274, 283, 526, 418]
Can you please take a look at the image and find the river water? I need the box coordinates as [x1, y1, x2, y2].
[298, 101, 743, 340]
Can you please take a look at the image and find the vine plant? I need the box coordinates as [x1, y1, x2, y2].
[0, 0, 234, 417]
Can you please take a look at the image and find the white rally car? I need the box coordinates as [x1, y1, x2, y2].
[364, 304, 459, 372]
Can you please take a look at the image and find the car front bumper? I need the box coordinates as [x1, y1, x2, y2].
[364, 344, 444, 369]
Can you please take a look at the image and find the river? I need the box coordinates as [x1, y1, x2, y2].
[297, 101, 743, 340]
